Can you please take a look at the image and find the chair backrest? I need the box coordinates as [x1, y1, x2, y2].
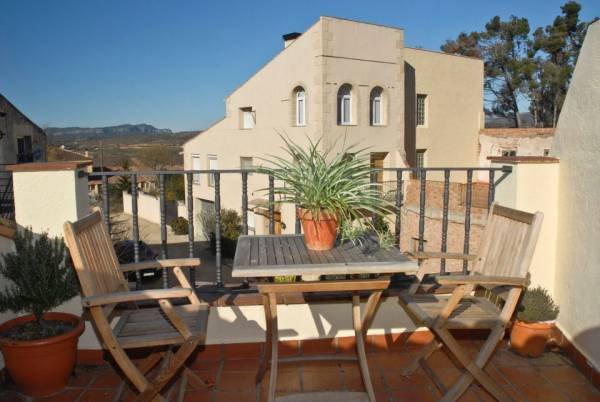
[63, 210, 128, 301]
[473, 204, 543, 279]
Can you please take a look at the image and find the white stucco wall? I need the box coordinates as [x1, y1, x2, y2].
[551, 20, 600, 370]
[492, 161, 559, 293]
[12, 168, 89, 238]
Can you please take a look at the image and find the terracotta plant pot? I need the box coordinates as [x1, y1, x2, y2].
[299, 209, 338, 251]
[0, 312, 84, 397]
[510, 320, 554, 358]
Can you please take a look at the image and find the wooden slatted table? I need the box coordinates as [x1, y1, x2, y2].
[232, 234, 418, 402]
[232, 234, 417, 279]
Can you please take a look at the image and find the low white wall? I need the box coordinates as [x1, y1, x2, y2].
[493, 161, 560, 293]
[123, 191, 177, 225]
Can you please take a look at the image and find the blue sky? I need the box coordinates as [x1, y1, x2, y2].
[1, 0, 598, 131]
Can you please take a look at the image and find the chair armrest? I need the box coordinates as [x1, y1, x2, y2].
[82, 288, 192, 307]
[120, 258, 201, 272]
[408, 251, 478, 261]
[433, 275, 529, 287]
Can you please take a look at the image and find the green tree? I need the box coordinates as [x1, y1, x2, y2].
[138, 146, 175, 170]
[528, 1, 594, 127]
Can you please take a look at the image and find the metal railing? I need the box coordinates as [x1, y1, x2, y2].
[94, 165, 512, 291]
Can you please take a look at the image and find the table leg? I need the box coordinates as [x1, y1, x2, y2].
[353, 294, 376, 402]
[256, 294, 272, 384]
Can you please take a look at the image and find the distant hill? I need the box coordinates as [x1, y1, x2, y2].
[45, 124, 173, 138]
[485, 112, 536, 128]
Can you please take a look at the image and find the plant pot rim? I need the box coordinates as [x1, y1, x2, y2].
[297, 208, 337, 220]
[513, 319, 556, 329]
[0, 312, 84, 348]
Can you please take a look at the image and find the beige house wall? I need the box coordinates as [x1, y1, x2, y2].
[551, 20, 600, 370]
[184, 16, 484, 230]
[404, 48, 483, 181]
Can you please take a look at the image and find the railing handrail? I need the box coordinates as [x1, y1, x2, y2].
[91, 165, 513, 176]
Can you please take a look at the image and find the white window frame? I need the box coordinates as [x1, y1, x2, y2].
[240, 156, 253, 175]
[371, 91, 383, 126]
[340, 93, 352, 125]
[296, 89, 306, 126]
[207, 154, 218, 187]
[191, 154, 201, 184]
[241, 107, 255, 129]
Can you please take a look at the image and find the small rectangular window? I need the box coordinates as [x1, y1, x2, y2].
[544, 149, 550, 156]
[502, 150, 516, 157]
[191, 154, 201, 184]
[372, 98, 381, 125]
[240, 156, 253, 175]
[416, 94, 427, 126]
[341, 96, 351, 125]
[208, 155, 218, 187]
[241, 107, 255, 129]
[416, 149, 426, 179]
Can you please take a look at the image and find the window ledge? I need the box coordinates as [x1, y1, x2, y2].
[338, 123, 357, 127]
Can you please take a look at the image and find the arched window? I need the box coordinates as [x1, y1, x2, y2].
[370, 87, 384, 125]
[337, 84, 352, 125]
[295, 87, 306, 126]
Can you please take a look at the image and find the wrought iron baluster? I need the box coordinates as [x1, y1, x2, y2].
[395, 170, 403, 248]
[418, 170, 427, 252]
[131, 174, 141, 290]
[159, 174, 168, 289]
[440, 169, 450, 275]
[268, 174, 275, 235]
[370, 171, 378, 225]
[463, 169, 473, 274]
[101, 175, 110, 234]
[214, 172, 223, 287]
[186, 173, 195, 289]
[488, 170, 496, 209]
[241, 171, 248, 235]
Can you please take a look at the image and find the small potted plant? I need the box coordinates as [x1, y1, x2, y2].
[0, 228, 83, 397]
[259, 135, 391, 250]
[510, 286, 559, 358]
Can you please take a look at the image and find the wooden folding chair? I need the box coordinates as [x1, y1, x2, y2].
[399, 204, 543, 402]
[63, 210, 211, 402]
[256, 278, 391, 402]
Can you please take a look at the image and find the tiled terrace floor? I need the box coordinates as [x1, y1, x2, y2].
[1, 337, 599, 402]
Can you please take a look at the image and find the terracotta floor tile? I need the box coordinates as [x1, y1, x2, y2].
[498, 365, 548, 387]
[78, 389, 117, 402]
[34, 388, 83, 402]
[340, 364, 384, 391]
[428, 350, 458, 370]
[218, 370, 257, 392]
[404, 331, 435, 351]
[484, 364, 510, 386]
[367, 332, 407, 352]
[300, 338, 336, 356]
[390, 386, 437, 402]
[191, 368, 219, 386]
[259, 368, 301, 393]
[194, 344, 223, 360]
[214, 391, 257, 402]
[529, 352, 570, 367]
[68, 368, 97, 388]
[223, 342, 263, 360]
[384, 368, 429, 390]
[89, 368, 123, 388]
[190, 357, 223, 370]
[492, 348, 531, 367]
[182, 389, 212, 402]
[223, 358, 260, 371]
[367, 351, 417, 371]
[561, 383, 600, 402]
[517, 383, 570, 402]
[301, 365, 343, 391]
[538, 365, 589, 384]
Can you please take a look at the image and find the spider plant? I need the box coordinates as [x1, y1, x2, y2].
[258, 135, 394, 230]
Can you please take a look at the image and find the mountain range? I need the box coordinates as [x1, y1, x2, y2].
[44, 124, 177, 138]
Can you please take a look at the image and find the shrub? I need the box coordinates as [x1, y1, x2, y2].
[516, 286, 559, 323]
[170, 217, 189, 235]
[201, 208, 242, 258]
[0, 229, 79, 340]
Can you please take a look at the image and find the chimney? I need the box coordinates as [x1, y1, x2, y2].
[283, 32, 302, 48]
